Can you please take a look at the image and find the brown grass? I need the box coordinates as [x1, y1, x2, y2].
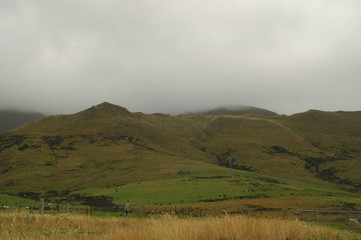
[0, 213, 359, 240]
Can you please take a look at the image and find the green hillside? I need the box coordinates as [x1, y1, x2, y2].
[276, 110, 361, 187]
[0, 102, 360, 208]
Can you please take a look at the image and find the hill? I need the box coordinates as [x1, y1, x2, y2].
[0, 102, 360, 209]
[179, 106, 278, 117]
[0, 110, 45, 132]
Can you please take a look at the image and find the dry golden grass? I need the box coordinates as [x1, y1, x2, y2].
[0, 213, 359, 240]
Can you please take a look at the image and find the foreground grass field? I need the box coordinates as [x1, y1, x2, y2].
[0, 213, 359, 240]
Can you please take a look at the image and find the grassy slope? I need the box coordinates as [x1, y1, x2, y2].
[0, 103, 360, 209]
[275, 110, 361, 186]
[0, 193, 35, 207]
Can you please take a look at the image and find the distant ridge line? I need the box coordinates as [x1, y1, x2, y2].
[179, 106, 278, 117]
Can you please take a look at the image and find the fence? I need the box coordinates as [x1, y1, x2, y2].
[2, 199, 361, 229]
[1, 198, 295, 219]
[294, 208, 361, 230]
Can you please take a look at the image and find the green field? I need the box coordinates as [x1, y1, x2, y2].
[0, 193, 35, 207]
[75, 172, 359, 206]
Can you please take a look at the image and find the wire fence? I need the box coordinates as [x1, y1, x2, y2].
[1, 200, 296, 219]
[1, 199, 361, 231]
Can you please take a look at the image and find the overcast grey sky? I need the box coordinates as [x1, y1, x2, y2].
[1, 0, 361, 115]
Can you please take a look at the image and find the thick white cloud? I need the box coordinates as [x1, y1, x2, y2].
[1, 0, 361, 115]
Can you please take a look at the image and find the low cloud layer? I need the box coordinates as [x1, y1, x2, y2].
[1, 0, 361, 115]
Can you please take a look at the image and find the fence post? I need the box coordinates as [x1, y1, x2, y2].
[294, 207, 299, 221]
[39, 198, 44, 215]
[57, 202, 60, 214]
[125, 203, 129, 220]
[31, 201, 35, 214]
[214, 206, 217, 218]
[141, 203, 144, 215]
[3, 201, 7, 213]
[18, 202, 21, 213]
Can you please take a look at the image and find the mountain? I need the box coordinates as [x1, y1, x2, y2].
[179, 106, 279, 117]
[0, 102, 360, 208]
[0, 110, 46, 132]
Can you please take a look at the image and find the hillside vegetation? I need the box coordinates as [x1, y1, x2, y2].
[0, 102, 360, 208]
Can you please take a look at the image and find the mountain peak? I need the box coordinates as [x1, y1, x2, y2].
[92, 102, 130, 113]
[79, 102, 131, 118]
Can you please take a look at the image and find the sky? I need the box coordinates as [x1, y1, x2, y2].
[1, 0, 361, 115]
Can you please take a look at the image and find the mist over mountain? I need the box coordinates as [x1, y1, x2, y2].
[0, 110, 46, 132]
[179, 106, 279, 117]
[2, 0, 361, 214]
